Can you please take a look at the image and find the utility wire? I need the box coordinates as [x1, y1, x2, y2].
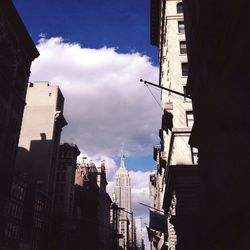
[145, 82, 163, 111]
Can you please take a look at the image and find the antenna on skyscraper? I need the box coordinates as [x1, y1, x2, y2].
[121, 143, 125, 157]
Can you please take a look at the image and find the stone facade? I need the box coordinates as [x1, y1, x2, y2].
[149, 0, 200, 249]
[16, 82, 67, 198]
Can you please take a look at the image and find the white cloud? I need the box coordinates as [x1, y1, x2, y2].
[30, 37, 159, 250]
[30, 37, 161, 158]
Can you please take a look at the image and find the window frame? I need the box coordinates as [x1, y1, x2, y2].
[191, 147, 198, 165]
[186, 111, 194, 127]
[178, 21, 185, 34]
[181, 62, 189, 77]
[180, 41, 187, 54]
[177, 2, 184, 14]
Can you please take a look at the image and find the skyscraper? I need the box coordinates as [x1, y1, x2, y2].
[114, 154, 132, 250]
[114, 154, 131, 212]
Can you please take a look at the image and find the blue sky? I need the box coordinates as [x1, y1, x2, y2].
[13, 0, 158, 64]
[13, 0, 160, 172]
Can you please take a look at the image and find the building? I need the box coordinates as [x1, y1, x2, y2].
[96, 161, 113, 250]
[72, 161, 99, 250]
[16, 81, 67, 198]
[15, 82, 67, 249]
[51, 143, 80, 250]
[20, 183, 50, 250]
[183, 1, 250, 249]
[5, 174, 27, 250]
[114, 154, 132, 250]
[134, 216, 143, 250]
[110, 202, 121, 250]
[149, 0, 201, 249]
[0, 2, 39, 248]
[72, 160, 113, 250]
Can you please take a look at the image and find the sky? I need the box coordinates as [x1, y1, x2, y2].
[13, 1, 161, 247]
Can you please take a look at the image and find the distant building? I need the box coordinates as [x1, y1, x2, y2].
[96, 161, 113, 250]
[51, 143, 80, 250]
[0, 2, 39, 248]
[72, 160, 113, 250]
[114, 154, 132, 250]
[134, 216, 143, 250]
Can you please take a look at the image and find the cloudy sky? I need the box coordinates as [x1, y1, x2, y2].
[14, 1, 161, 246]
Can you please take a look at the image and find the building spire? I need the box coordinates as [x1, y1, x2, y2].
[120, 152, 126, 169]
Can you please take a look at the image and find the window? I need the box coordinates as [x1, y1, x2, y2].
[180, 41, 187, 54]
[177, 2, 183, 13]
[191, 147, 198, 165]
[181, 62, 189, 76]
[178, 21, 185, 33]
[186, 111, 194, 127]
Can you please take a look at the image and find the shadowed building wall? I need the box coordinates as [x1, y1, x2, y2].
[0, 2, 39, 249]
[183, 1, 250, 249]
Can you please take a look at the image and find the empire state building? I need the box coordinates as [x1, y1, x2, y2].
[114, 154, 132, 249]
[114, 154, 131, 212]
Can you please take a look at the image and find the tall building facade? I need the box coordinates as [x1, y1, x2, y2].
[114, 154, 132, 250]
[0, 2, 39, 248]
[72, 160, 113, 250]
[15, 82, 67, 249]
[151, 0, 195, 171]
[16, 81, 67, 198]
[51, 143, 80, 250]
[149, 1, 201, 249]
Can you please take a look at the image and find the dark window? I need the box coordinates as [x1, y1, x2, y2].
[180, 41, 187, 54]
[178, 21, 185, 33]
[177, 2, 183, 13]
[181, 62, 189, 76]
[186, 111, 194, 127]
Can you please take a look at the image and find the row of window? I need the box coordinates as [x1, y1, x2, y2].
[11, 182, 25, 201]
[5, 223, 20, 239]
[33, 216, 43, 229]
[34, 199, 46, 212]
[8, 202, 23, 219]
